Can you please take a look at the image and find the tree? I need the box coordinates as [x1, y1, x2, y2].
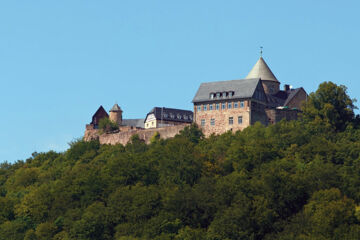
[177, 124, 204, 144]
[302, 81, 357, 131]
[98, 118, 119, 133]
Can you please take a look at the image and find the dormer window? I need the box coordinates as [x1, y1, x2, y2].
[222, 92, 227, 98]
[184, 115, 188, 120]
[216, 92, 221, 98]
[163, 113, 168, 118]
[210, 93, 215, 99]
[177, 114, 181, 119]
[170, 113, 175, 119]
[189, 115, 193, 120]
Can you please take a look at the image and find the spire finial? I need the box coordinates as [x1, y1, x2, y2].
[260, 46, 263, 57]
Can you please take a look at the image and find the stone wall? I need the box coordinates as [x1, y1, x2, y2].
[84, 124, 190, 145]
[265, 108, 300, 124]
[194, 100, 251, 136]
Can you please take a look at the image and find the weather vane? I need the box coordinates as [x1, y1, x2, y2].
[260, 46, 263, 57]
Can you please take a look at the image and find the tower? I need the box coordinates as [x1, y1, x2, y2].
[245, 57, 280, 95]
[109, 103, 123, 126]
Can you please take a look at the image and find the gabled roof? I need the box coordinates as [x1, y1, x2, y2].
[265, 87, 306, 108]
[245, 57, 278, 82]
[110, 103, 122, 112]
[192, 78, 261, 103]
[145, 107, 193, 123]
[91, 105, 109, 125]
[92, 105, 108, 118]
[283, 88, 305, 107]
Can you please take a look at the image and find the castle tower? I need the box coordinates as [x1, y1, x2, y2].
[109, 103, 123, 126]
[245, 57, 280, 95]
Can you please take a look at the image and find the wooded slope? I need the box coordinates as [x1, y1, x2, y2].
[1, 82, 360, 240]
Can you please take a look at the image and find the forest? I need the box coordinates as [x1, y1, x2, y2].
[1, 81, 360, 240]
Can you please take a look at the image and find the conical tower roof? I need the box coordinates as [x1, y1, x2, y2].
[110, 103, 122, 112]
[245, 57, 278, 82]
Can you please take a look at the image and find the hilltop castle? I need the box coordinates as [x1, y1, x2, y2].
[84, 56, 307, 143]
[193, 56, 307, 136]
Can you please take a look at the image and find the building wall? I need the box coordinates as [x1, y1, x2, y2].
[145, 119, 157, 129]
[145, 119, 187, 129]
[250, 101, 269, 125]
[84, 124, 190, 145]
[265, 109, 300, 124]
[194, 100, 251, 136]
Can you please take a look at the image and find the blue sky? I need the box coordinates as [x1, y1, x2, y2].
[1, 0, 360, 162]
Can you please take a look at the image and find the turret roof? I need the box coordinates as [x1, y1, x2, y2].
[245, 57, 279, 82]
[110, 103, 122, 112]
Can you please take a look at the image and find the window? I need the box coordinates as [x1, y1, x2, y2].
[238, 116, 243, 124]
[210, 118, 215, 126]
[216, 92, 221, 98]
[229, 117, 233, 125]
[152, 122, 154, 126]
[170, 113, 175, 119]
[222, 103, 226, 109]
[177, 114, 181, 119]
[228, 102, 232, 109]
[234, 102, 238, 108]
[216, 103, 219, 110]
[209, 104, 213, 110]
[184, 115, 188, 120]
[189, 115, 193, 120]
[240, 101, 244, 108]
[197, 105, 201, 112]
[201, 119, 205, 126]
[204, 105, 207, 111]
[210, 93, 215, 99]
[163, 113, 168, 118]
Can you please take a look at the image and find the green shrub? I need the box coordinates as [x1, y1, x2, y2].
[98, 118, 119, 133]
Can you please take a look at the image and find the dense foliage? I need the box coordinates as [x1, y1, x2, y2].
[1, 81, 360, 239]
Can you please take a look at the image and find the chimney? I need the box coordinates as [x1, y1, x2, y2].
[284, 84, 290, 91]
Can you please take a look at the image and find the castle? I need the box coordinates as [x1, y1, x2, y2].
[193, 56, 307, 136]
[84, 56, 307, 144]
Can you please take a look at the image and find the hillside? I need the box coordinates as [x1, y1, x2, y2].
[1, 81, 360, 240]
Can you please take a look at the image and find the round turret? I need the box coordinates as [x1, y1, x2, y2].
[109, 103, 123, 126]
[246, 57, 280, 94]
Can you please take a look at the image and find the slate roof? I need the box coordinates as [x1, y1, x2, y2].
[245, 57, 279, 82]
[192, 78, 261, 103]
[122, 119, 145, 128]
[110, 103, 122, 112]
[145, 107, 193, 123]
[283, 88, 303, 107]
[266, 88, 304, 108]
